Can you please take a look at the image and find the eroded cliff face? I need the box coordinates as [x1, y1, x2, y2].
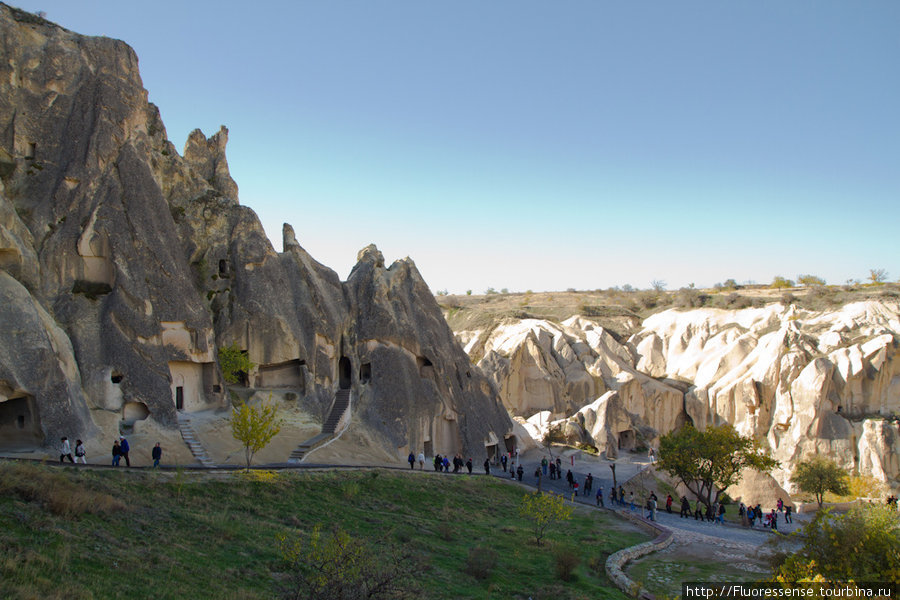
[0, 5, 511, 460]
[461, 301, 900, 490]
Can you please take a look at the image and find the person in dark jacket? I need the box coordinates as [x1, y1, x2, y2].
[112, 440, 121, 466]
[119, 435, 131, 467]
[466, 458, 473, 474]
[483, 458, 490, 474]
[152, 442, 162, 468]
[408, 452, 415, 469]
[516, 464, 524, 481]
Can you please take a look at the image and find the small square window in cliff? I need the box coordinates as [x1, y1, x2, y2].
[218, 259, 228, 277]
[417, 356, 434, 378]
[25, 142, 36, 160]
[360, 363, 372, 384]
[111, 372, 123, 384]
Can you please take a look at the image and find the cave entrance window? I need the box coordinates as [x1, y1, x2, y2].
[212, 385, 221, 393]
[175, 386, 184, 411]
[417, 356, 433, 377]
[25, 142, 36, 160]
[485, 444, 498, 461]
[111, 372, 123, 384]
[218, 259, 228, 277]
[338, 357, 351, 390]
[423, 440, 433, 458]
[504, 435, 516, 454]
[360, 363, 372, 384]
[0, 395, 42, 449]
[618, 429, 635, 450]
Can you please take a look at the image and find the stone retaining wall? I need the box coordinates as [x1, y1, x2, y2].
[605, 509, 673, 599]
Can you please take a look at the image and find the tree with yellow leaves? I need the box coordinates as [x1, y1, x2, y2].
[230, 400, 282, 470]
[519, 491, 573, 546]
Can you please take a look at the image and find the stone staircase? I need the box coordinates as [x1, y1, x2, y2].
[289, 388, 351, 463]
[176, 413, 216, 467]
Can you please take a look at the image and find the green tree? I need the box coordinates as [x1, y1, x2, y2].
[791, 456, 850, 507]
[657, 424, 777, 508]
[231, 400, 282, 469]
[771, 275, 794, 289]
[519, 491, 573, 546]
[218, 342, 254, 384]
[774, 505, 900, 583]
[797, 274, 826, 287]
[278, 525, 418, 600]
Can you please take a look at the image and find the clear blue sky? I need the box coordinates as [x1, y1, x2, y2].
[15, 1, 900, 293]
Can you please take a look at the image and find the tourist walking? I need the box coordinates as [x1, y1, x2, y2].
[74, 439, 87, 464]
[785, 504, 792, 523]
[152, 442, 162, 468]
[466, 458, 473, 474]
[408, 452, 415, 469]
[516, 464, 524, 481]
[584, 473, 593, 496]
[596, 487, 604, 507]
[434, 454, 442, 471]
[680, 496, 691, 518]
[483, 458, 490, 475]
[665, 494, 673, 514]
[112, 439, 121, 466]
[119, 435, 131, 467]
[59, 437, 74, 463]
[417, 451, 425, 469]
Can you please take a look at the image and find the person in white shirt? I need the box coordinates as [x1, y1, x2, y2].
[59, 437, 74, 463]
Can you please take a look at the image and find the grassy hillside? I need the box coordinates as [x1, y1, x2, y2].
[0, 462, 649, 600]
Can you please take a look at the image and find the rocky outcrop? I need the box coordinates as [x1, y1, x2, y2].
[0, 5, 511, 460]
[470, 316, 684, 457]
[460, 300, 900, 490]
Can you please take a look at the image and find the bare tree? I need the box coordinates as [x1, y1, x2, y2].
[650, 280, 667, 292]
[869, 269, 889, 285]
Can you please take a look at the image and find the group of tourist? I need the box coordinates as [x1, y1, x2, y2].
[59, 435, 163, 467]
[424, 452, 479, 474]
[540, 455, 565, 479]
[58, 436, 86, 464]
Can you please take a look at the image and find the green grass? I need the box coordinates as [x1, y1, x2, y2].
[628, 553, 768, 598]
[0, 462, 649, 599]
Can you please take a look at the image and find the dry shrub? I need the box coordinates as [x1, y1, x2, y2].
[436, 522, 455, 541]
[465, 546, 498, 581]
[552, 545, 580, 581]
[0, 461, 125, 518]
[587, 555, 605, 575]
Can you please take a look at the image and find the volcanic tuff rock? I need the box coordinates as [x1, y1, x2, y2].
[460, 302, 900, 491]
[0, 4, 512, 460]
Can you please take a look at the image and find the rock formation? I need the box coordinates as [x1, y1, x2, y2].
[461, 302, 900, 491]
[0, 4, 512, 462]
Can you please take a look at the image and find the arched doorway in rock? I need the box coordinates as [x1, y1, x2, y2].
[338, 356, 352, 390]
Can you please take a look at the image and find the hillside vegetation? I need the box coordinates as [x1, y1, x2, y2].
[0, 462, 648, 600]
[440, 283, 900, 339]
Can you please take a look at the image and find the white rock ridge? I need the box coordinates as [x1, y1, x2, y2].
[462, 301, 900, 491]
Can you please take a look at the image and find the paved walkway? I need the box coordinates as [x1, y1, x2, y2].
[492, 447, 803, 551]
